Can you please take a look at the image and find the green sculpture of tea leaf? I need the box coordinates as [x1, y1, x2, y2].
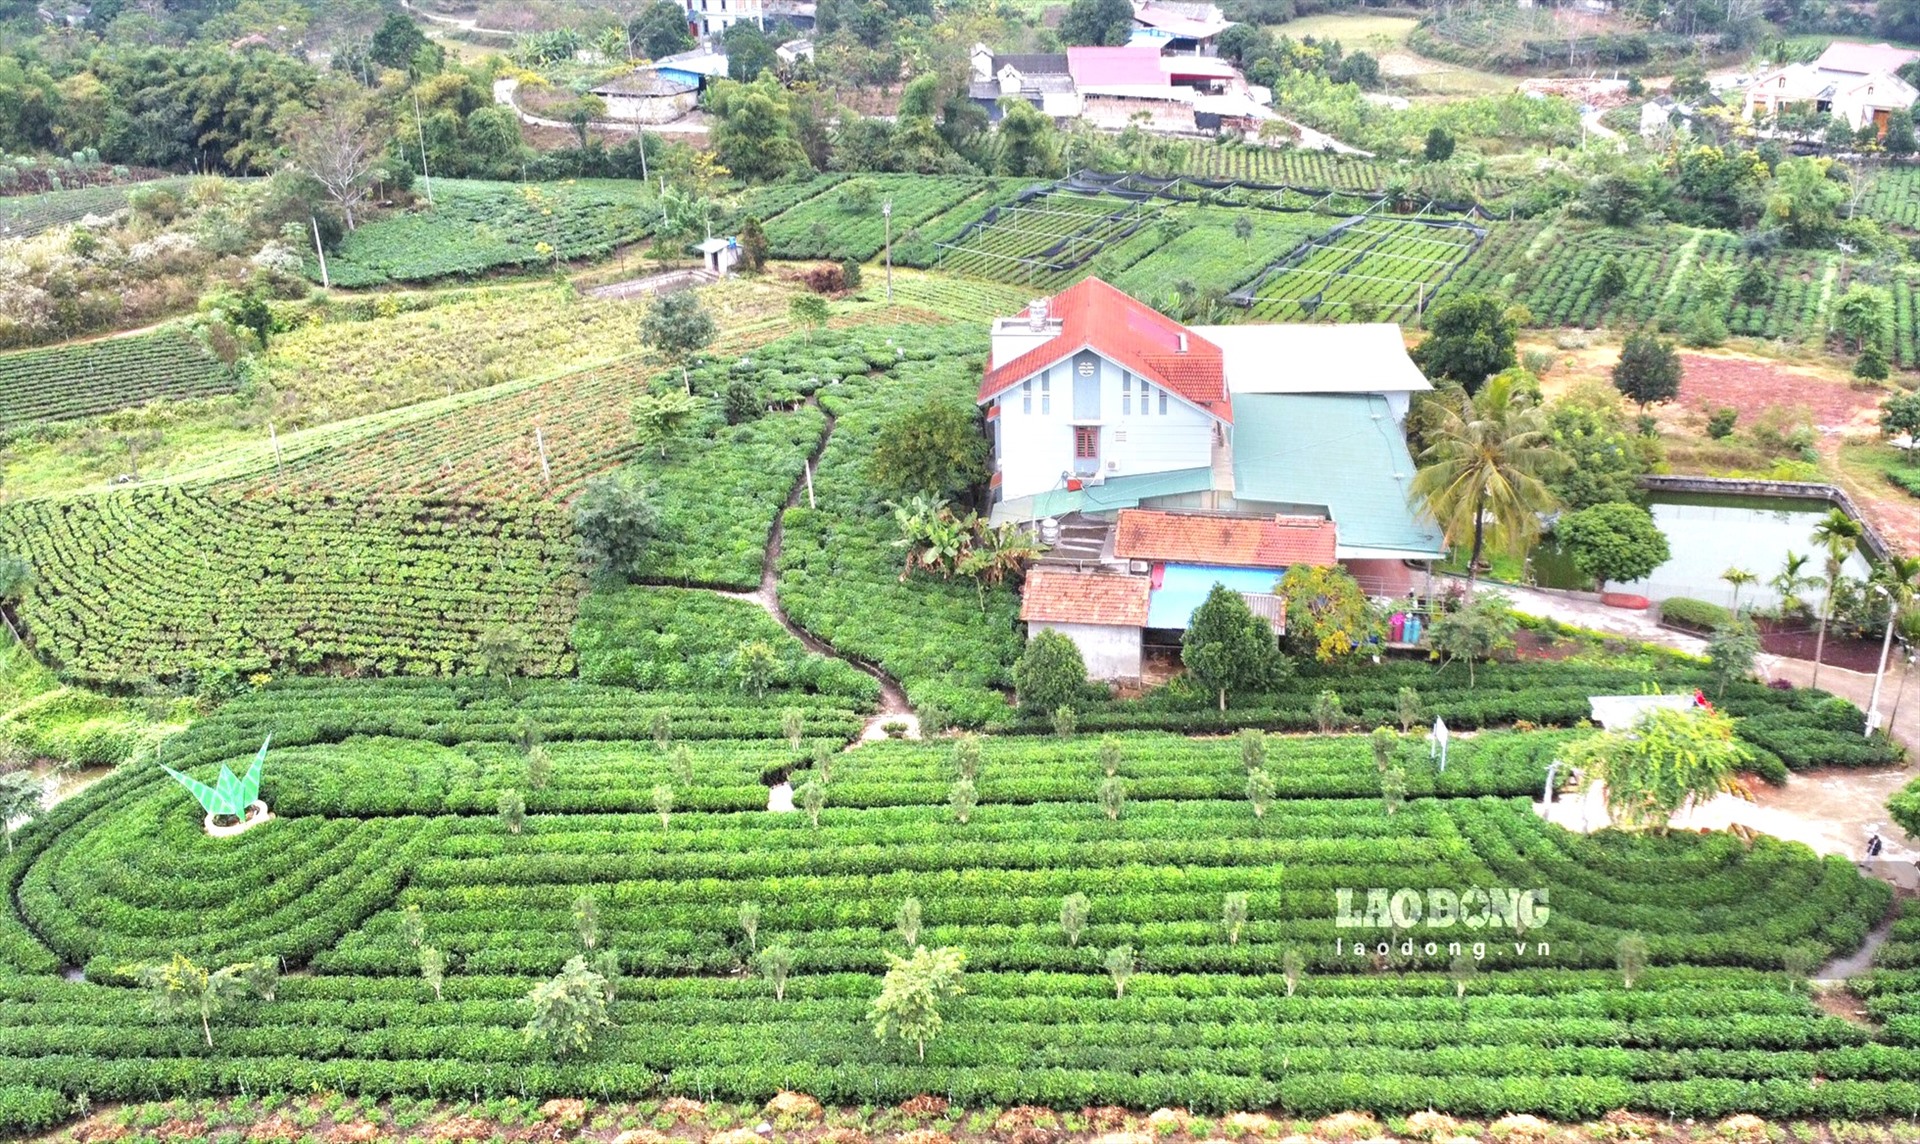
[163, 735, 270, 818]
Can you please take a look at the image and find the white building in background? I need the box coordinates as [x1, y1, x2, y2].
[1742, 41, 1920, 135]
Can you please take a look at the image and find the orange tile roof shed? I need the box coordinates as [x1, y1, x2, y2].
[1019, 568, 1153, 627]
[1113, 509, 1338, 568]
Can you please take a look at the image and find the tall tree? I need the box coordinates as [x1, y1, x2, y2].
[994, 99, 1061, 177]
[282, 85, 389, 230]
[1555, 502, 1672, 592]
[630, 1, 695, 59]
[1568, 707, 1752, 833]
[724, 22, 780, 82]
[1611, 331, 1683, 411]
[708, 77, 811, 181]
[639, 289, 717, 390]
[866, 399, 990, 503]
[1182, 584, 1289, 711]
[1411, 294, 1519, 394]
[1060, 0, 1135, 45]
[1410, 372, 1562, 594]
[1810, 508, 1864, 689]
[574, 472, 658, 579]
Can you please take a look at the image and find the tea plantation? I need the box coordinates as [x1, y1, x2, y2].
[1, 671, 1913, 1126]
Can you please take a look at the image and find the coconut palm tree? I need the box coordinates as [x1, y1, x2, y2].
[1810, 508, 1864, 690]
[1409, 372, 1562, 596]
[1720, 566, 1757, 614]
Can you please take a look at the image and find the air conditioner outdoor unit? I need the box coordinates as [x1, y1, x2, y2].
[1129, 560, 1150, 574]
[1106, 460, 1119, 471]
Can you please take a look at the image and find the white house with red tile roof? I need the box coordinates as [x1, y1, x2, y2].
[983, 280, 1446, 680]
[980, 278, 1231, 506]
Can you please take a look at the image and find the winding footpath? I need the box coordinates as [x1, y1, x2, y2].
[704, 399, 918, 740]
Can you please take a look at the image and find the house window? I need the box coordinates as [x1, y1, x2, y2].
[1159, 389, 1168, 415]
[1122, 375, 1132, 416]
[1075, 426, 1098, 459]
[1022, 380, 1032, 415]
[1040, 374, 1051, 415]
[1141, 383, 1153, 415]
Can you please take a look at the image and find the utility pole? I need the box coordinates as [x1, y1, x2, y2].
[413, 91, 434, 205]
[882, 198, 892, 303]
[310, 215, 330, 288]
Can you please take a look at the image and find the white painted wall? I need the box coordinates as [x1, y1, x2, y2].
[989, 350, 1216, 501]
[1032, 621, 1141, 681]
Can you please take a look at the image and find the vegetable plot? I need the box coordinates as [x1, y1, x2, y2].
[0, 326, 235, 430]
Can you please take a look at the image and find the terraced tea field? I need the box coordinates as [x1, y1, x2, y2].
[0, 326, 236, 430]
[0, 681, 1906, 1121]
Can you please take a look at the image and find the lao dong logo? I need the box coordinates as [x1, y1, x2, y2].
[1333, 887, 1551, 961]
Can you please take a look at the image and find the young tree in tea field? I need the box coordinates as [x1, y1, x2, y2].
[524, 957, 612, 1059]
[1061, 893, 1090, 947]
[136, 953, 272, 1048]
[640, 289, 716, 390]
[756, 945, 794, 1000]
[870, 945, 965, 1061]
[1223, 892, 1249, 945]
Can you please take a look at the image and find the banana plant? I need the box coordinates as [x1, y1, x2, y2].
[162, 736, 270, 819]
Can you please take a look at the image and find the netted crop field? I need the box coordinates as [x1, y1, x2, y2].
[0, 679, 1907, 1122]
[0, 326, 236, 430]
[1242, 219, 1483, 321]
[932, 191, 1162, 289]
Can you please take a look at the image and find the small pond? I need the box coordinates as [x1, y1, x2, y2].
[1531, 492, 1872, 608]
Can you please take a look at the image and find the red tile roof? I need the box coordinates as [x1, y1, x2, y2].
[1020, 568, 1152, 627]
[978, 278, 1232, 422]
[1113, 509, 1338, 568]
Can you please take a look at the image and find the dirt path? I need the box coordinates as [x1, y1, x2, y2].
[706, 400, 916, 738]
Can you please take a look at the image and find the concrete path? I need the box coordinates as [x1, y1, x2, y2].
[1444, 577, 1707, 654]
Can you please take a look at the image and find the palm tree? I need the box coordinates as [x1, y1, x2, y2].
[1721, 566, 1757, 614]
[1873, 553, 1920, 726]
[1810, 508, 1864, 690]
[1409, 372, 1562, 596]
[1771, 550, 1818, 616]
